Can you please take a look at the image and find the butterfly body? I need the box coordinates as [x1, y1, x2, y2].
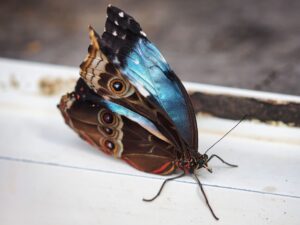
[58, 5, 203, 174]
[58, 5, 238, 220]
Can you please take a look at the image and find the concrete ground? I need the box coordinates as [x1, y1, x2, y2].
[1, 0, 300, 95]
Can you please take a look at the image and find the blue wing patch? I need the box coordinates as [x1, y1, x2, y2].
[123, 38, 196, 148]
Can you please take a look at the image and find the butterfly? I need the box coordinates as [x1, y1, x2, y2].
[58, 5, 239, 220]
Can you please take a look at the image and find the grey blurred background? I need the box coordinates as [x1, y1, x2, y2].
[1, 0, 300, 95]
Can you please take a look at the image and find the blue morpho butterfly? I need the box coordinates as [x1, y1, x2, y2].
[58, 5, 239, 220]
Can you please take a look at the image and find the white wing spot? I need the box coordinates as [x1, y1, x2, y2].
[140, 31, 147, 37]
[121, 34, 126, 40]
[148, 146, 155, 154]
[118, 12, 124, 18]
[113, 57, 120, 65]
[137, 85, 150, 97]
[112, 30, 117, 36]
[114, 20, 119, 26]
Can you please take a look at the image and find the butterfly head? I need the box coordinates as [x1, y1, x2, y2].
[185, 153, 212, 173]
[195, 154, 213, 173]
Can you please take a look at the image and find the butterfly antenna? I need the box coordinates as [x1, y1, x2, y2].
[207, 154, 238, 167]
[204, 115, 247, 154]
[143, 172, 185, 202]
[193, 173, 219, 220]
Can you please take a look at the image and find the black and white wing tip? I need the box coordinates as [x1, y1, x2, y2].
[100, 5, 148, 65]
[106, 4, 147, 38]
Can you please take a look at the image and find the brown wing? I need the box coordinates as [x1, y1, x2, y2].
[58, 79, 176, 174]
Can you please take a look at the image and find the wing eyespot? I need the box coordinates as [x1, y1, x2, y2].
[99, 138, 117, 153]
[99, 137, 123, 157]
[103, 111, 114, 124]
[98, 109, 123, 129]
[97, 125, 121, 139]
[108, 78, 127, 95]
[111, 79, 125, 92]
[104, 127, 114, 135]
[98, 109, 115, 125]
[104, 139, 115, 150]
[107, 77, 135, 98]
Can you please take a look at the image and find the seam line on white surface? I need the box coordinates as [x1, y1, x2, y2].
[1, 155, 299, 199]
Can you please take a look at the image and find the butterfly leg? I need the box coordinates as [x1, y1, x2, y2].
[207, 154, 238, 167]
[143, 172, 185, 202]
[193, 173, 219, 220]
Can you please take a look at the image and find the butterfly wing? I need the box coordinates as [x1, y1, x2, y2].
[101, 5, 198, 151]
[80, 26, 185, 152]
[58, 79, 176, 174]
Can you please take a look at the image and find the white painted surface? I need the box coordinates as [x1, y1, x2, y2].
[0, 58, 299, 225]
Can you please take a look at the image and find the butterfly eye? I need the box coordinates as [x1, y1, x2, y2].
[109, 78, 126, 94]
